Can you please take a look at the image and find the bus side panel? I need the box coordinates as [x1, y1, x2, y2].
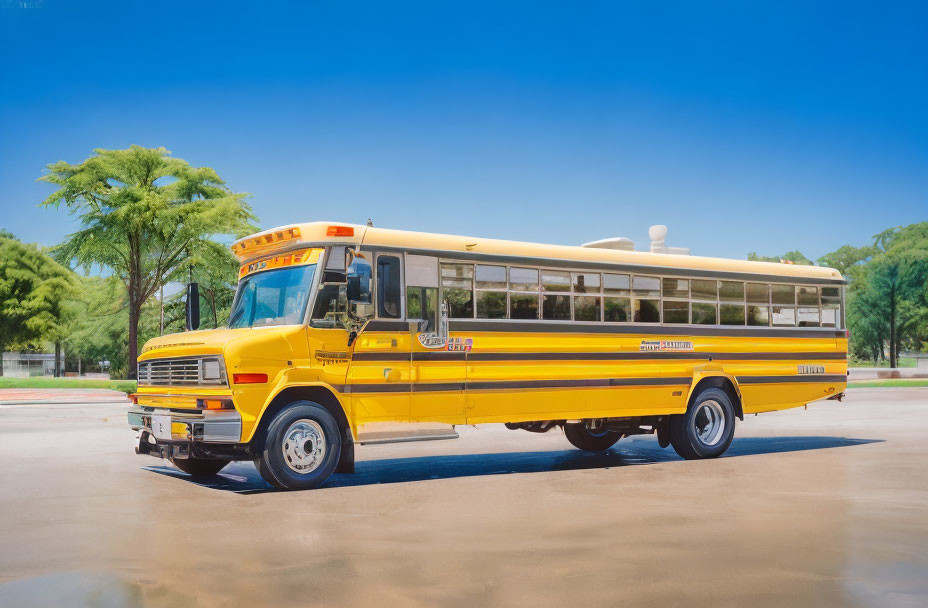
[464, 330, 688, 423]
[348, 330, 411, 425]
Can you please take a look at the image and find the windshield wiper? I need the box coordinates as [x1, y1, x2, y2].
[228, 305, 246, 328]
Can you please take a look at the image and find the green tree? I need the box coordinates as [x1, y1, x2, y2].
[172, 239, 241, 329]
[40, 146, 257, 378]
[0, 234, 76, 376]
[839, 223, 928, 366]
[747, 250, 813, 265]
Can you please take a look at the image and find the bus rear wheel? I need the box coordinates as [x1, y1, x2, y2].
[254, 401, 342, 490]
[670, 387, 736, 460]
[564, 423, 622, 451]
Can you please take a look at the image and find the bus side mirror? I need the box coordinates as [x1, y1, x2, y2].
[185, 282, 200, 331]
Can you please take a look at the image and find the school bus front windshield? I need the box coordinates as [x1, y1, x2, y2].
[228, 264, 316, 328]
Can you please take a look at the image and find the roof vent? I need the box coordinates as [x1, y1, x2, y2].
[581, 237, 635, 251]
[649, 225, 689, 255]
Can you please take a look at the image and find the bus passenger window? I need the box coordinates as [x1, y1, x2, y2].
[441, 263, 474, 318]
[573, 296, 601, 321]
[573, 273, 600, 294]
[771, 306, 796, 326]
[633, 276, 660, 323]
[542, 294, 570, 320]
[663, 300, 688, 323]
[604, 297, 629, 322]
[771, 284, 795, 305]
[746, 283, 769, 305]
[747, 305, 770, 326]
[798, 307, 820, 327]
[634, 299, 660, 323]
[692, 302, 717, 325]
[719, 281, 744, 302]
[510, 293, 539, 319]
[720, 304, 745, 325]
[662, 278, 689, 298]
[407, 286, 437, 330]
[377, 255, 402, 319]
[477, 291, 506, 319]
[692, 280, 718, 300]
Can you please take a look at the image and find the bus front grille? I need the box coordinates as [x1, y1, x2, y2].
[137, 356, 227, 387]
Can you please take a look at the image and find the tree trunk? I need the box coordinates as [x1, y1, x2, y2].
[128, 303, 140, 380]
[54, 340, 61, 377]
[210, 289, 218, 328]
[128, 238, 141, 380]
[889, 282, 897, 369]
[0, 342, 4, 377]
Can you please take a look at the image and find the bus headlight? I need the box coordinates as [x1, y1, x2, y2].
[202, 358, 223, 381]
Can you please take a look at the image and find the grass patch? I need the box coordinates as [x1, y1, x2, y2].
[0, 377, 137, 394]
[849, 357, 918, 368]
[848, 379, 928, 388]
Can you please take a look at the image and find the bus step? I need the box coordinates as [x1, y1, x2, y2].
[359, 428, 460, 445]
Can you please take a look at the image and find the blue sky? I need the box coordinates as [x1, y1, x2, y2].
[1, 0, 925, 262]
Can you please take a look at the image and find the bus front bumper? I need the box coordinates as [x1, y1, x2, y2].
[128, 406, 243, 459]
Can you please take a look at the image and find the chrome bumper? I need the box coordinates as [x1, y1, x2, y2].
[128, 406, 242, 443]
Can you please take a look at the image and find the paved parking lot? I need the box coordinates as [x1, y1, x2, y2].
[1, 388, 926, 607]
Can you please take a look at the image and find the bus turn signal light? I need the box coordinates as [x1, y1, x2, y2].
[196, 398, 234, 410]
[233, 373, 268, 384]
[326, 225, 354, 237]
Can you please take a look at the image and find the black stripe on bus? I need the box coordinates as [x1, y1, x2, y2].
[364, 320, 415, 332]
[351, 351, 847, 362]
[448, 320, 845, 339]
[736, 375, 847, 384]
[465, 377, 691, 390]
[465, 351, 847, 361]
[336, 377, 691, 393]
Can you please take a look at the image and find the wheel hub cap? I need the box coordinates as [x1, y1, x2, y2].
[282, 419, 327, 474]
[693, 400, 725, 446]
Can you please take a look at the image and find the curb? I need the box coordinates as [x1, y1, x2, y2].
[0, 398, 130, 406]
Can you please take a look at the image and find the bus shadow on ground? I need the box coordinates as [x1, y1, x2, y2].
[143, 435, 881, 494]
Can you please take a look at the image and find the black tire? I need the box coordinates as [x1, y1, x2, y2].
[564, 423, 622, 451]
[170, 457, 230, 477]
[670, 387, 736, 460]
[254, 401, 342, 490]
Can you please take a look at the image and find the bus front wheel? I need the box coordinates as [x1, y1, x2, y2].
[564, 423, 622, 451]
[669, 387, 736, 460]
[254, 401, 342, 490]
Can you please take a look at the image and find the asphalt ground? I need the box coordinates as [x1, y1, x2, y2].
[0, 388, 926, 607]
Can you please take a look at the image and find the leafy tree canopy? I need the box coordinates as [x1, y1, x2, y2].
[0, 234, 77, 374]
[747, 250, 813, 265]
[39, 145, 258, 377]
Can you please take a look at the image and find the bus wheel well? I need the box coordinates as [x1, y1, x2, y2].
[691, 376, 743, 420]
[253, 386, 355, 473]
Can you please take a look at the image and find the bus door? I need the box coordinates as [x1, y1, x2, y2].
[346, 252, 411, 424]
[406, 254, 467, 424]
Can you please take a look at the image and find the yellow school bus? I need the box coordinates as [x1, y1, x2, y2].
[128, 222, 848, 490]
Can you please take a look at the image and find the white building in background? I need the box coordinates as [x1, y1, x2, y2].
[1, 352, 56, 378]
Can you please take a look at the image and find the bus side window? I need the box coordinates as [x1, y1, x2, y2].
[407, 286, 438, 331]
[377, 255, 402, 319]
[406, 254, 439, 330]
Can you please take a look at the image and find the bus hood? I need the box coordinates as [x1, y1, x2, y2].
[139, 327, 301, 362]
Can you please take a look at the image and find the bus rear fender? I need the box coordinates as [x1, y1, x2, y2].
[686, 368, 743, 421]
